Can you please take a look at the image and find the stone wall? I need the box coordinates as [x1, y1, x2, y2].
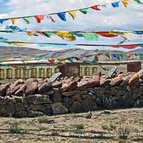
[0, 72, 143, 117]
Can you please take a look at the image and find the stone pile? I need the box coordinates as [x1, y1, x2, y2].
[0, 71, 143, 117]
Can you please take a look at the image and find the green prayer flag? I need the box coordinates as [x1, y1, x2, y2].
[23, 17, 30, 24]
[43, 32, 53, 38]
[82, 33, 100, 40]
[79, 8, 89, 14]
[133, 0, 143, 4]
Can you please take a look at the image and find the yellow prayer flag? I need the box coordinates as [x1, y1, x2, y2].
[26, 32, 33, 37]
[122, 0, 129, 7]
[11, 18, 18, 24]
[68, 11, 76, 20]
[55, 31, 76, 41]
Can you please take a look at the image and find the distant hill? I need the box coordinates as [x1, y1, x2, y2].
[0, 46, 50, 60]
[129, 48, 143, 54]
[0, 46, 141, 61]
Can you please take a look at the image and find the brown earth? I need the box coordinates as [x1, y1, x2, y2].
[0, 108, 142, 143]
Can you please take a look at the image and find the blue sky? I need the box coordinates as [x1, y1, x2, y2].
[0, 0, 143, 52]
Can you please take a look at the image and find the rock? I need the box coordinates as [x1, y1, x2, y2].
[27, 94, 52, 104]
[14, 84, 27, 96]
[77, 81, 89, 91]
[129, 73, 140, 86]
[14, 79, 24, 86]
[2, 102, 15, 116]
[25, 78, 38, 84]
[61, 81, 77, 92]
[52, 102, 68, 115]
[25, 81, 38, 95]
[134, 100, 143, 107]
[29, 104, 51, 114]
[132, 88, 141, 100]
[87, 79, 100, 88]
[15, 111, 28, 118]
[28, 110, 44, 117]
[0, 96, 4, 105]
[110, 77, 123, 86]
[82, 97, 97, 112]
[4, 96, 15, 103]
[6, 84, 22, 96]
[38, 82, 52, 94]
[67, 81, 77, 91]
[15, 102, 27, 112]
[62, 90, 79, 97]
[120, 76, 130, 86]
[51, 91, 62, 102]
[52, 81, 62, 88]
[0, 83, 10, 96]
[100, 79, 111, 86]
[69, 101, 82, 113]
[74, 76, 81, 82]
[63, 97, 74, 108]
[72, 94, 82, 103]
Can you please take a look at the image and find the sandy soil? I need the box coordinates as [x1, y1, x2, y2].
[0, 108, 143, 143]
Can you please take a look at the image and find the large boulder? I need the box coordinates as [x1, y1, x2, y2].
[27, 94, 52, 104]
[69, 101, 83, 113]
[81, 97, 97, 112]
[51, 91, 62, 102]
[52, 102, 68, 115]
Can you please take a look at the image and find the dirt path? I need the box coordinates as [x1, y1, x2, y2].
[0, 108, 143, 143]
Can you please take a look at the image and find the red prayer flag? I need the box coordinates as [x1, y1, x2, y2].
[95, 32, 118, 37]
[91, 5, 101, 11]
[34, 15, 44, 23]
[112, 45, 137, 49]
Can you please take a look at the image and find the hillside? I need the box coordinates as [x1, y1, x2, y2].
[0, 46, 126, 60]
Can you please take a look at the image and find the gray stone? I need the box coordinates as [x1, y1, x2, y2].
[27, 94, 52, 104]
[52, 102, 68, 115]
[132, 88, 141, 100]
[28, 110, 44, 117]
[15, 111, 28, 118]
[51, 92, 62, 102]
[2, 102, 15, 116]
[62, 90, 79, 97]
[72, 94, 82, 103]
[82, 97, 97, 112]
[63, 97, 74, 108]
[29, 104, 51, 112]
[15, 102, 27, 112]
[69, 101, 82, 113]
[0, 96, 4, 105]
[38, 82, 52, 94]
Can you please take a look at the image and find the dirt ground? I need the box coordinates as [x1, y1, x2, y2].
[0, 108, 142, 143]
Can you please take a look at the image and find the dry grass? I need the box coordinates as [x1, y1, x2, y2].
[0, 108, 142, 143]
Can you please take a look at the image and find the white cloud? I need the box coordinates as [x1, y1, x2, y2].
[0, 0, 143, 51]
